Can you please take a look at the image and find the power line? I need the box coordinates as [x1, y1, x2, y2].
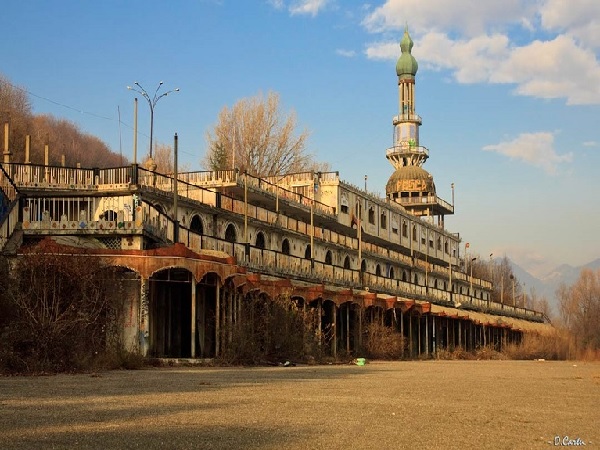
[2, 79, 198, 158]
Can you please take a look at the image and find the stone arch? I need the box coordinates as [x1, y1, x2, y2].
[225, 223, 237, 243]
[190, 214, 204, 234]
[389, 266, 395, 279]
[255, 231, 266, 249]
[148, 267, 194, 358]
[101, 210, 118, 221]
[338, 301, 362, 355]
[343, 255, 351, 270]
[361, 259, 367, 273]
[304, 244, 311, 259]
[282, 238, 290, 255]
[375, 264, 382, 277]
[325, 250, 333, 265]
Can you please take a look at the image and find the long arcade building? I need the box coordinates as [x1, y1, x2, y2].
[0, 29, 550, 360]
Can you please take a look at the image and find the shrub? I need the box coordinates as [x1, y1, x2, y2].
[363, 322, 405, 360]
[0, 249, 126, 374]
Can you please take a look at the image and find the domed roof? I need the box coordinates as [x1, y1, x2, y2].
[386, 166, 435, 195]
[396, 27, 418, 77]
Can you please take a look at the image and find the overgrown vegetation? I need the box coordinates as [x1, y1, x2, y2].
[363, 322, 405, 360]
[0, 249, 136, 374]
[219, 294, 320, 365]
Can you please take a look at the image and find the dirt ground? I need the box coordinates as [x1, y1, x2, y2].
[0, 360, 598, 449]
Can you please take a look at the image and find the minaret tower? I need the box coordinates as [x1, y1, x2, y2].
[386, 26, 453, 224]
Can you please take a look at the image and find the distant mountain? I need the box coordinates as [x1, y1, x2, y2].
[507, 258, 600, 315]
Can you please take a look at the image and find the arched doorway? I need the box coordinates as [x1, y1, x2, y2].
[149, 268, 193, 358]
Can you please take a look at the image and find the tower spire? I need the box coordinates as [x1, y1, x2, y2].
[385, 28, 454, 221]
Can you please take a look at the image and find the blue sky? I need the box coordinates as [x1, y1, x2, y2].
[2, 0, 599, 276]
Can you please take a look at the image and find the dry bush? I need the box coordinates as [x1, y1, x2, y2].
[363, 322, 405, 360]
[219, 294, 319, 365]
[0, 250, 126, 374]
[435, 347, 475, 360]
[576, 346, 600, 361]
[503, 332, 571, 360]
[474, 345, 506, 360]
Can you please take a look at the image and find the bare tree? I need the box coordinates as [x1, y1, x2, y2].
[204, 91, 326, 176]
[141, 143, 190, 174]
[0, 74, 33, 159]
[0, 72, 124, 168]
[558, 268, 600, 349]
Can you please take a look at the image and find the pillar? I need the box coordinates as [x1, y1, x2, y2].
[191, 281, 197, 358]
[215, 282, 220, 357]
[139, 277, 150, 357]
[332, 302, 337, 358]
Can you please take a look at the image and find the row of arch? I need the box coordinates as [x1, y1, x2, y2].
[115, 262, 521, 360]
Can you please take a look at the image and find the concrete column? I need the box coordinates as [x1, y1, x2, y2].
[3, 122, 10, 163]
[424, 315, 429, 357]
[346, 304, 350, 354]
[332, 303, 337, 358]
[318, 299, 322, 349]
[139, 277, 150, 357]
[215, 282, 220, 357]
[191, 282, 197, 358]
[25, 135, 31, 164]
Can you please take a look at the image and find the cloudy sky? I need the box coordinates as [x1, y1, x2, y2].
[2, 0, 599, 276]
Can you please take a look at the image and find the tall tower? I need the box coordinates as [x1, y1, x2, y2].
[385, 27, 453, 224]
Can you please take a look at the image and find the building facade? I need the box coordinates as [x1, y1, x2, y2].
[0, 29, 549, 360]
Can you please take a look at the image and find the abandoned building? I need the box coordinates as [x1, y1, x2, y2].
[0, 28, 550, 360]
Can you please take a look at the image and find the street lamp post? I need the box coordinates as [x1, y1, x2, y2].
[127, 81, 179, 160]
[470, 257, 477, 297]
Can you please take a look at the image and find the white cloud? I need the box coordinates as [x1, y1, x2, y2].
[365, 32, 600, 105]
[362, 0, 533, 36]
[289, 0, 329, 16]
[482, 132, 573, 174]
[361, 0, 600, 105]
[539, 0, 600, 49]
[336, 49, 356, 57]
[267, 0, 285, 10]
[582, 141, 598, 147]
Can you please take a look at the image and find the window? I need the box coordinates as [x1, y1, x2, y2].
[341, 204, 348, 214]
[380, 212, 387, 230]
[225, 224, 237, 243]
[375, 264, 382, 277]
[325, 250, 333, 265]
[304, 244, 311, 259]
[282, 238, 290, 255]
[255, 231, 265, 249]
[343, 256, 351, 270]
[412, 225, 417, 242]
[402, 221, 408, 238]
[190, 215, 204, 235]
[368, 207, 375, 225]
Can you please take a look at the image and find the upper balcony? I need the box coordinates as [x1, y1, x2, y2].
[393, 113, 422, 125]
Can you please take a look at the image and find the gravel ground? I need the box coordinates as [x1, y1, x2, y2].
[0, 360, 598, 449]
